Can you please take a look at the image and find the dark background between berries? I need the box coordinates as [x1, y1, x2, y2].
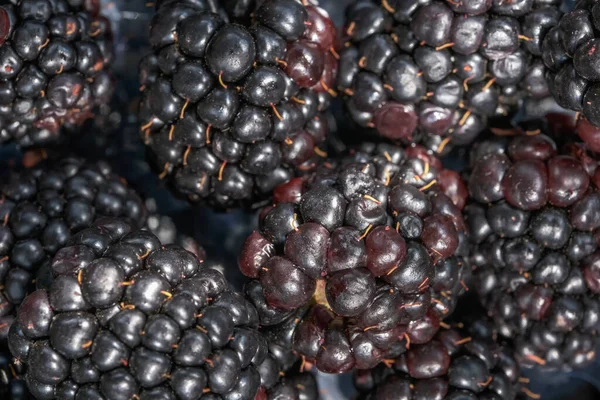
[0, 0, 598, 399]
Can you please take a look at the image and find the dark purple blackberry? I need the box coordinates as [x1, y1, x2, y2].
[353, 316, 525, 400]
[139, 0, 337, 209]
[466, 131, 600, 371]
[542, 0, 600, 129]
[0, 0, 114, 148]
[0, 157, 146, 352]
[9, 217, 275, 399]
[337, 0, 559, 154]
[240, 142, 470, 373]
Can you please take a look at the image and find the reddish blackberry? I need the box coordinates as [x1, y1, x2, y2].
[240, 142, 470, 373]
[543, 0, 600, 128]
[353, 316, 525, 400]
[0, 0, 114, 148]
[0, 157, 146, 350]
[9, 218, 274, 399]
[466, 131, 600, 371]
[337, 0, 558, 154]
[139, 0, 337, 209]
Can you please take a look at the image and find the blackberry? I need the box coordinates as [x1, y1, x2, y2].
[240, 142, 470, 373]
[0, 157, 146, 350]
[139, 0, 337, 209]
[543, 0, 600, 128]
[353, 316, 525, 400]
[337, 0, 559, 154]
[0, 0, 114, 148]
[466, 131, 600, 371]
[10, 217, 275, 399]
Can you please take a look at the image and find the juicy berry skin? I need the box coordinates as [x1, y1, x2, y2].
[0, 157, 146, 352]
[467, 131, 600, 371]
[543, 1, 600, 129]
[354, 316, 522, 400]
[337, 0, 553, 153]
[139, 0, 337, 209]
[240, 142, 470, 373]
[11, 218, 272, 399]
[0, 0, 114, 148]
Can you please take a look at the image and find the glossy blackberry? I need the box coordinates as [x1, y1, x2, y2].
[10, 218, 276, 399]
[543, 0, 600, 129]
[466, 131, 600, 371]
[0, 157, 146, 350]
[354, 316, 524, 400]
[0, 0, 114, 148]
[240, 142, 470, 373]
[337, 0, 558, 154]
[139, 0, 337, 209]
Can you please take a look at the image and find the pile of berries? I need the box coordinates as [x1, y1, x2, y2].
[0, 0, 600, 399]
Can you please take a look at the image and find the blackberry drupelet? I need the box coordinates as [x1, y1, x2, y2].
[240, 142, 470, 373]
[10, 217, 274, 399]
[337, 0, 559, 154]
[0, 0, 114, 147]
[353, 316, 524, 400]
[139, 0, 337, 209]
[466, 131, 600, 371]
[543, 0, 600, 128]
[0, 157, 146, 348]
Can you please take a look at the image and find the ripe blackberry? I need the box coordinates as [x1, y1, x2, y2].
[0, 157, 146, 350]
[0, 0, 114, 148]
[10, 218, 274, 399]
[543, 0, 600, 128]
[353, 316, 525, 400]
[337, 0, 558, 154]
[139, 0, 337, 209]
[466, 131, 600, 371]
[240, 142, 470, 373]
